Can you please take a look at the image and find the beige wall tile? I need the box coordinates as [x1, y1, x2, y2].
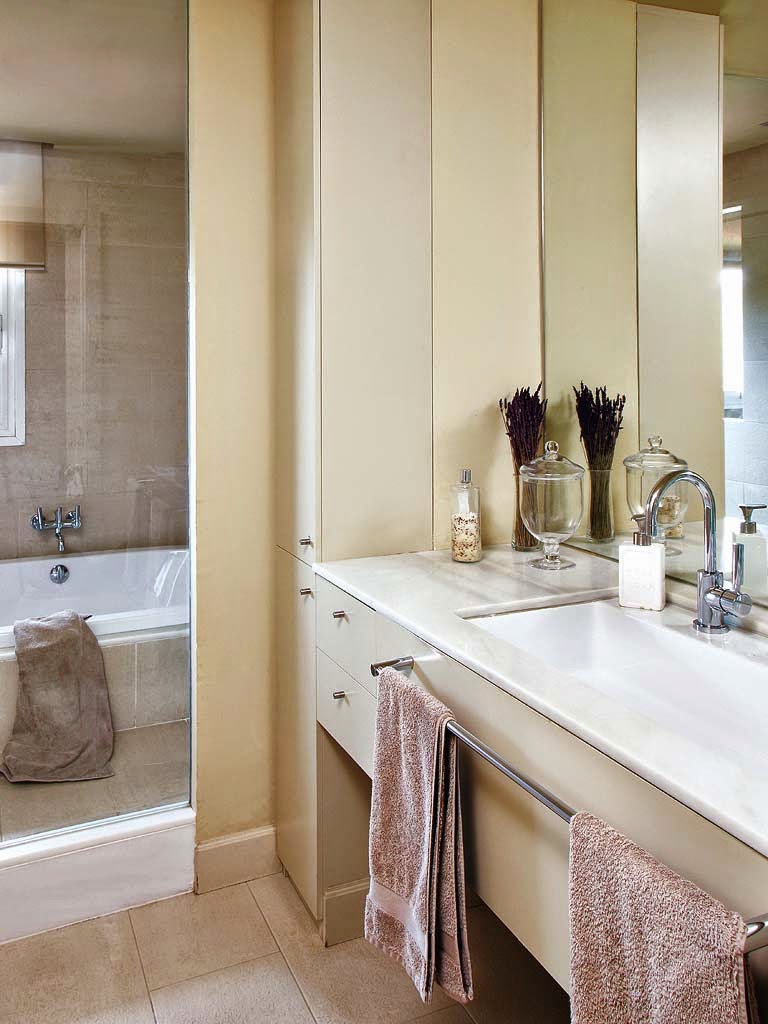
[130, 883, 277, 990]
[151, 954, 314, 1024]
[107, 720, 189, 815]
[0, 148, 188, 561]
[102, 643, 137, 731]
[0, 911, 154, 1024]
[0, 657, 20, 751]
[0, 774, 118, 841]
[136, 635, 190, 727]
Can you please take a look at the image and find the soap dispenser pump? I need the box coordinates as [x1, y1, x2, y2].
[618, 514, 666, 611]
[734, 504, 767, 592]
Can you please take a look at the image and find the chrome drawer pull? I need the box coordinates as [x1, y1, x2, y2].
[332, 610, 346, 619]
[371, 656, 415, 677]
[332, 690, 346, 700]
[299, 588, 312, 596]
[298, 537, 312, 546]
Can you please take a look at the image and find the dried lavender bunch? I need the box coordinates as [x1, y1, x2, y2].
[572, 382, 626, 542]
[499, 384, 547, 550]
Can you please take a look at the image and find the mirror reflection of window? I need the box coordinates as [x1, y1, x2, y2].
[722, 206, 744, 421]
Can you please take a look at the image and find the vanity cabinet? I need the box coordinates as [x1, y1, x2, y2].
[274, 0, 431, 915]
[313, 580, 768, 991]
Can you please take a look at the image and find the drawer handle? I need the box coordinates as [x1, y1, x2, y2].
[299, 588, 312, 596]
[298, 537, 313, 547]
[332, 690, 346, 700]
[332, 610, 346, 619]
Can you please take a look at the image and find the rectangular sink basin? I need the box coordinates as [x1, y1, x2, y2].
[468, 598, 768, 759]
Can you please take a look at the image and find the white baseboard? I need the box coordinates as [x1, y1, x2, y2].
[195, 824, 281, 893]
[0, 806, 195, 945]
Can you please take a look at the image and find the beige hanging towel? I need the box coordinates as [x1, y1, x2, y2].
[1, 611, 114, 782]
[364, 667, 473, 1005]
[570, 811, 751, 1024]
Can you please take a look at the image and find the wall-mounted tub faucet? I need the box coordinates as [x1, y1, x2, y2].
[30, 505, 82, 553]
[640, 471, 751, 634]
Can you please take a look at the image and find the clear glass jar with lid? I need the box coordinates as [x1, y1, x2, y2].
[519, 440, 585, 570]
[623, 435, 688, 540]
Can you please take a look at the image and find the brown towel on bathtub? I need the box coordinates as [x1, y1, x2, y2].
[570, 811, 750, 1024]
[364, 668, 473, 1004]
[0, 611, 114, 782]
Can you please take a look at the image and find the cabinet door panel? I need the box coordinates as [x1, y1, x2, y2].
[276, 548, 319, 916]
[320, 0, 432, 560]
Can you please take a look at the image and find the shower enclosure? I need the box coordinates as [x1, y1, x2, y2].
[0, 0, 192, 937]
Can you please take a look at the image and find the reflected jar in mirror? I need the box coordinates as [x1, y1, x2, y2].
[623, 436, 688, 541]
[519, 441, 585, 570]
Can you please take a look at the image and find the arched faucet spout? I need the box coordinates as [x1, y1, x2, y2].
[644, 470, 717, 575]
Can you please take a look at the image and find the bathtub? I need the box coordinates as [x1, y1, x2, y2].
[0, 546, 189, 648]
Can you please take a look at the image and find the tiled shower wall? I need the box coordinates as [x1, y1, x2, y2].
[724, 142, 768, 524]
[0, 147, 188, 559]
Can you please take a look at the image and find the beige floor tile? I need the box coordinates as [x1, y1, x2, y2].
[151, 952, 314, 1024]
[130, 883, 278, 990]
[0, 911, 154, 1024]
[107, 720, 189, 815]
[412, 1009, 472, 1023]
[0, 772, 118, 841]
[250, 873, 455, 1024]
[463, 905, 570, 1024]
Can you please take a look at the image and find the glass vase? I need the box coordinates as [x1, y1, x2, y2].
[587, 468, 614, 543]
[511, 472, 540, 551]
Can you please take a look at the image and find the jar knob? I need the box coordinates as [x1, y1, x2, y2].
[648, 434, 663, 449]
[544, 440, 559, 459]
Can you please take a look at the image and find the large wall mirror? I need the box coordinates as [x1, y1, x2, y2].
[542, 0, 768, 603]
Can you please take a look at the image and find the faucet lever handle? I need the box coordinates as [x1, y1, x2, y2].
[733, 542, 745, 592]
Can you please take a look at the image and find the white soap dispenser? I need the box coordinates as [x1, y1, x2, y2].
[619, 514, 666, 611]
[734, 504, 767, 593]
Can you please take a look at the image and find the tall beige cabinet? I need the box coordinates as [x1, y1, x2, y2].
[274, 0, 432, 920]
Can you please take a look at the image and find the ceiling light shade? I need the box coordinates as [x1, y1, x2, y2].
[0, 141, 44, 269]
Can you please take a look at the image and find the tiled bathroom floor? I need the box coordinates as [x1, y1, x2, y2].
[0, 868, 570, 1024]
[0, 720, 189, 842]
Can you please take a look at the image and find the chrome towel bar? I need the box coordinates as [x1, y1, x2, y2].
[369, 654, 768, 954]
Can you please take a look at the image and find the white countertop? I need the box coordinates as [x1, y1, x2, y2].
[315, 545, 768, 858]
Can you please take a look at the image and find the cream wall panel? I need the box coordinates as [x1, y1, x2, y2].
[320, 0, 432, 561]
[543, 0, 640, 534]
[275, 0, 319, 563]
[189, 0, 275, 842]
[432, 0, 542, 548]
[637, 6, 723, 510]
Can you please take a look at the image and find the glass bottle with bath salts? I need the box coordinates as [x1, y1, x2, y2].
[451, 469, 482, 563]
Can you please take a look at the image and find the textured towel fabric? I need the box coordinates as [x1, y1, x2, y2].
[1, 611, 114, 782]
[570, 811, 750, 1024]
[364, 668, 472, 1004]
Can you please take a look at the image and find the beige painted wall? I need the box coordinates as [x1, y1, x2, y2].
[432, 0, 542, 548]
[0, 147, 188, 559]
[189, 0, 275, 842]
[542, 0, 640, 535]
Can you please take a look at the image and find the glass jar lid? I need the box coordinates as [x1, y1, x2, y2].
[623, 435, 687, 473]
[519, 440, 585, 481]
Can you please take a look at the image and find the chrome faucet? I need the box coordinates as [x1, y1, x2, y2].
[30, 505, 82, 553]
[641, 471, 751, 634]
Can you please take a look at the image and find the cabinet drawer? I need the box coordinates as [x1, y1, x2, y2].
[317, 650, 376, 777]
[316, 577, 376, 687]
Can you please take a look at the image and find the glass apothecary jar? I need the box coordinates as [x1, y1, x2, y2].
[623, 436, 688, 540]
[519, 441, 585, 570]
